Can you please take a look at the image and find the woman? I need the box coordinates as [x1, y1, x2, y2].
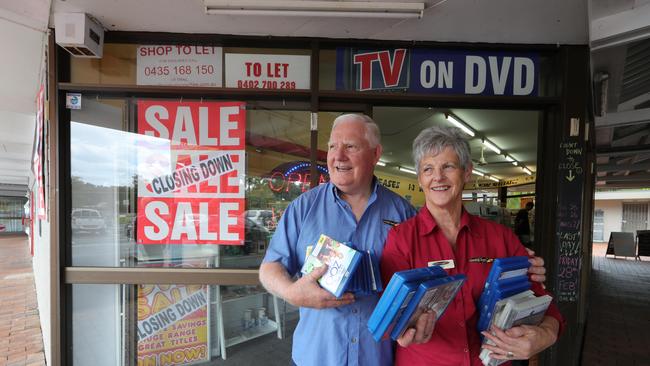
[380, 126, 563, 366]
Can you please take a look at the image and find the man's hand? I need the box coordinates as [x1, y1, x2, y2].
[285, 265, 355, 308]
[396, 310, 437, 347]
[259, 261, 354, 309]
[525, 247, 546, 284]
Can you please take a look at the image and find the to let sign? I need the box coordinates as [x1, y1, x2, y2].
[137, 45, 223, 87]
[136, 100, 246, 245]
[225, 53, 310, 90]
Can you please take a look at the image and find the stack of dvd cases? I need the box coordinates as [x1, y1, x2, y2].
[479, 290, 552, 366]
[477, 256, 531, 334]
[477, 256, 552, 366]
[347, 249, 384, 295]
[367, 266, 465, 342]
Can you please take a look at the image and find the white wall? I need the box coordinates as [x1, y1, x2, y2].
[31, 186, 53, 365]
[594, 200, 621, 243]
[594, 199, 650, 243]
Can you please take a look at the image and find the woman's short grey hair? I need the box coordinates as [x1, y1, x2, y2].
[412, 125, 472, 173]
[332, 113, 381, 148]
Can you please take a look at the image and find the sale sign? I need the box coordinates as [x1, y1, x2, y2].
[137, 284, 209, 365]
[225, 53, 310, 89]
[137, 100, 246, 245]
[137, 45, 223, 87]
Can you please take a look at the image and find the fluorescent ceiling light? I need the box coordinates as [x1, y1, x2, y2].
[482, 139, 501, 154]
[204, 0, 425, 18]
[445, 114, 475, 137]
[399, 166, 417, 175]
[472, 169, 485, 177]
[505, 155, 519, 166]
[488, 176, 499, 182]
[376, 160, 386, 167]
[522, 167, 533, 175]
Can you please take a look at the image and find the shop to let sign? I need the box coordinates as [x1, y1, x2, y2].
[137, 100, 246, 245]
[225, 53, 310, 89]
[137, 45, 223, 87]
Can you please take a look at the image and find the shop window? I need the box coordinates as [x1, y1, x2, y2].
[0, 196, 27, 234]
[68, 97, 307, 363]
[71, 283, 293, 365]
[69, 97, 313, 269]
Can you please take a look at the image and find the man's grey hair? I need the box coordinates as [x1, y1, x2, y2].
[412, 125, 472, 173]
[331, 113, 381, 148]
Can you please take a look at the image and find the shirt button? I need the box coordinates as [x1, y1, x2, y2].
[351, 337, 357, 343]
[352, 308, 358, 314]
[463, 348, 469, 353]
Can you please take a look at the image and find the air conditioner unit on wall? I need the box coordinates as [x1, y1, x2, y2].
[54, 13, 104, 58]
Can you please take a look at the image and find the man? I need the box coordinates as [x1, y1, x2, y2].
[514, 202, 535, 245]
[259, 114, 548, 366]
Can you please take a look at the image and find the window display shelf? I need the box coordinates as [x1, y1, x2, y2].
[215, 286, 283, 359]
[225, 319, 279, 347]
[220, 289, 267, 304]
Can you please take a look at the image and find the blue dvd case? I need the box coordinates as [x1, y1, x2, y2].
[478, 256, 530, 310]
[348, 250, 384, 295]
[371, 281, 420, 341]
[478, 277, 531, 333]
[390, 274, 466, 340]
[367, 266, 446, 337]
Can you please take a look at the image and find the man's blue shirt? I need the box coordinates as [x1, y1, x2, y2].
[263, 180, 416, 366]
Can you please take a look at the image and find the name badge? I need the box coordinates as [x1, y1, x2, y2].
[428, 259, 455, 269]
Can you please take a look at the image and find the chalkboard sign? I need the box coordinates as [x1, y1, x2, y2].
[555, 138, 584, 302]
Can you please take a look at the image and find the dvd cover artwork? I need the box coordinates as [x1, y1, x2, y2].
[301, 234, 361, 298]
[390, 274, 466, 340]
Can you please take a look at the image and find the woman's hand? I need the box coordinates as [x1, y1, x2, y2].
[396, 310, 437, 347]
[481, 316, 559, 361]
[525, 247, 546, 284]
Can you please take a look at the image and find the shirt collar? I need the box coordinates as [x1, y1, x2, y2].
[416, 205, 478, 237]
[330, 176, 380, 203]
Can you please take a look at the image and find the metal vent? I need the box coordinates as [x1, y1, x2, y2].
[620, 39, 650, 103]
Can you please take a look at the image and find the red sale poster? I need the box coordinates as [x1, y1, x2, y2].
[136, 100, 246, 245]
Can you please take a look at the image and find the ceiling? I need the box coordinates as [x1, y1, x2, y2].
[591, 0, 650, 189]
[373, 107, 539, 179]
[0, 0, 48, 193]
[1, 0, 649, 194]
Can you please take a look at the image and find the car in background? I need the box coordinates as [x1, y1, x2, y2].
[0, 223, 6, 232]
[71, 208, 107, 234]
[244, 210, 274, 230]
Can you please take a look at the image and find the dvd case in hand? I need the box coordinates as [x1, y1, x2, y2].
[477, 256, 531, 333]
[367, 266, 449, 341]
[479, 292, 552, 366]
[300, 234, 362, 298]
[477, 276, 531, 333]
[371, 281, 420, 341]
[390, 274, 466, 340]
[348, 250, 383, 295]
[478, 256, 530, 310]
